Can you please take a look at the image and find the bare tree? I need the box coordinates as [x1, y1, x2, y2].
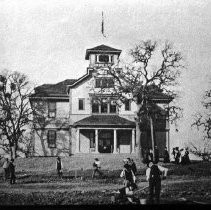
[192, 89, 211, 140]
[92, 40, 184, 161]
[191, 89, 211, 160]
[0, 69, 34, 159]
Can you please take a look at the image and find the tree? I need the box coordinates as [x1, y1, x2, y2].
[93, 40, 184, 161]
[0, 69, 34, 159]
[191, 89, 211, 160]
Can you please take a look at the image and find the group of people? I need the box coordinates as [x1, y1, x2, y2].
[113, 157, 168, 204]
[144, 146, 167, 166]
[2, 158, 16, 184]
[172, 147, 191, 165]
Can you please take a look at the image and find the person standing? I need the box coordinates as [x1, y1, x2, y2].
[146, 161, 168, 204]
[149, 148, 153, 162]
[175, 147, 181, 164]
[92, 158, 103, 179]
[56, 157, 63, 178]
[163, 147, 170, 163]
[144, 148, 150, 167]
[130, 159, 137, 176]
[8, 159, 16, 184]
[120, 162, 136, 188]
[2, 158, 9, 181]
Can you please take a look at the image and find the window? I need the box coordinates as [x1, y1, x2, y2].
[48, 102, 56, 118]
[101, 98, 108, 113]
[110, 100, 117, 113]
[78, 99, 85, 110]
[125, 99, 131, 111]
[92, 98, 117, 114]
[95, 78, 114, 88]
[92, 99, 99, 113]
[47, 130, 56, 148]
[99, 54, 109, 63]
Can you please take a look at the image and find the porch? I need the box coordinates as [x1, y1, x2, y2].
[73, 115, 136, 154]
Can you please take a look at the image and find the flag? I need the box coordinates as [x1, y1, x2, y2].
[101, 11, 106, 37]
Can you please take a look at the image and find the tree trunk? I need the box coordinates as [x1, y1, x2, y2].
[149, 116, 155, 161]
[10, 146, 13, 160]
[135, 119, 142, 162]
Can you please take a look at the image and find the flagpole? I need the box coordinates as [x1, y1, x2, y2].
[101, 11, 106, 38]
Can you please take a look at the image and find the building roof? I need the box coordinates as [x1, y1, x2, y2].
[85, 44, 122, 60]
[73, 115, 136, 128]
[30, 79, 77, 99]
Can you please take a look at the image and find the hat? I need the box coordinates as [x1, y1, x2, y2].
[95, 158, 99, 161]
[123, 159, 128, 163]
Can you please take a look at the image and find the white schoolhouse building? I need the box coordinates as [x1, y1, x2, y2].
[30, 44, 171, 157]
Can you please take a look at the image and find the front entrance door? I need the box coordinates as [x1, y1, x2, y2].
[98, 130, 113, 153]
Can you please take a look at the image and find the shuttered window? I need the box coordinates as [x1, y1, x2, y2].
[48, 102, 56, 118]
[47, 130, 56, 148]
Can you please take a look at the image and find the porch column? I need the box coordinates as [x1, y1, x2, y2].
[75, 128, 80, 153]
[132, 129, 135, 153]
[113, 129, 118, 154]
[166, 130, 170, 152]
[95, 129, 99, 153]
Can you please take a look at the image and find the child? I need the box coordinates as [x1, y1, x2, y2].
[120, 162, 137, 189]
[92, 158, 103, 178]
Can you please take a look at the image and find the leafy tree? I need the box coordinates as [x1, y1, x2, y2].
[93, 40, 184, 161]
[0, 69, 34, 159]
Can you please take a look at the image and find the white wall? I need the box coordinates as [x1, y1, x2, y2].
[57, 102, 69, 118]
[71, 78, 94, 116]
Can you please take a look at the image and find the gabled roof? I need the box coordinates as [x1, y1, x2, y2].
[30, 79, 77, 99]
[85, 44, 122, 60]
[73, 115, 135, 128]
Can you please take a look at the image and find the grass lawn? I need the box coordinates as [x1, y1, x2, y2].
[0, 157, 210, 205]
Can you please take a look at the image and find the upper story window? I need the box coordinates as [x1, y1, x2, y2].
[92, 98, 117, 114]
[110, 100, 117, 113]
[125, 99, 131, 111]
[95, 77, 114, 88]
[47, 130, 56, 148]
[94, 55, 114, 64]
[78, 98, 85, 110]
[48, 102, 56, 118]
[101, 98, 108, 113]
[98, 54, 109, 63]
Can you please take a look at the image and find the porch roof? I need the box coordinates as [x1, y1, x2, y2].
[73, 115, 136, 128]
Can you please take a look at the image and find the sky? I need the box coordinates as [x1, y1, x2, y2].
[0, 0, 211, 148]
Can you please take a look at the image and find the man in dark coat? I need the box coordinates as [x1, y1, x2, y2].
[146, 161, 168, 204]
[130, 159, 137, 175]
[56, 157, 63, 178]
[8, 159, 16, 184]
[163, 147, 170, 163]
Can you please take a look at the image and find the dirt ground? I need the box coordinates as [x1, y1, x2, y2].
[0, 161, 210, 205]
[0, 174, 210, 205]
